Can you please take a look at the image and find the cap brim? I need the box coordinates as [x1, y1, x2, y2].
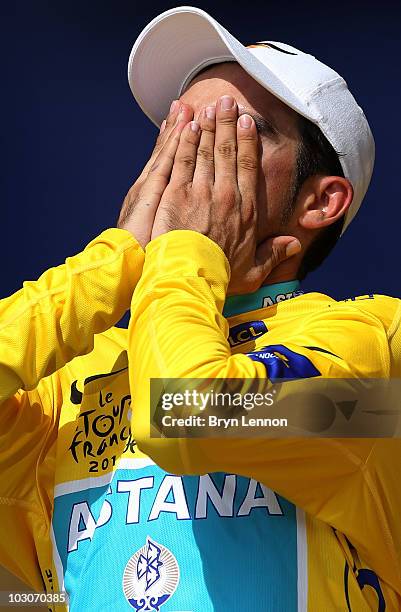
[128, 6, 315, 128]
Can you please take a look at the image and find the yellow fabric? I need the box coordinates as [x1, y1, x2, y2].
[1, 226, 401, 610]
[129, 229, 401, 610]
[0, 228, 144, 602]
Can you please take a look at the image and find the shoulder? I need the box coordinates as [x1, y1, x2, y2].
[338, 294, 401, 329]
[272, 293, 400, 377]
[287, 292, 401, 332]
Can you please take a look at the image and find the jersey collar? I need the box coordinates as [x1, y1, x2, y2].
[223, 280, 303, 318]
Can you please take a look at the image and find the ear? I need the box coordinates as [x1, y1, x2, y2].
[298, 176, 354, 230]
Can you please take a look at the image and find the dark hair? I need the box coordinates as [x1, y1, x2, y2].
[291, 116, 345, 280]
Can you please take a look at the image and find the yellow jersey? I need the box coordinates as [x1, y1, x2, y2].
[1, 228, 401, 611]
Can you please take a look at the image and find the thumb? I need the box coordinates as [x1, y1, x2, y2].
[256, 235, 302, 276]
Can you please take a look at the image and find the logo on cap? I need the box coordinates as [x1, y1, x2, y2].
[247, 42, 297, 55]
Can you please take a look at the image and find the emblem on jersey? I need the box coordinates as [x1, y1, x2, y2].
[228, 320, 268, 347]
[122, 537, 179, 611]
[247, 344, 321, 381]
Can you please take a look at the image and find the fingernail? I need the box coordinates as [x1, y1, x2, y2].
[221, 95, 234, 111]
[176, 107, 185, 123]
[170, 100, 179, 113]
[206, 106, 216, 119]
[239, 114, 252, 129]
[286, 241, 301, 257]
[190, 121, 200, 133]
[160, 119, 166, 133]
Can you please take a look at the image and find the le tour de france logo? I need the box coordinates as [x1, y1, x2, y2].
[122, 537, 179, 611]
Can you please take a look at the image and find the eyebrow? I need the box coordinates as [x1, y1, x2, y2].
[239, 109, 279, 139]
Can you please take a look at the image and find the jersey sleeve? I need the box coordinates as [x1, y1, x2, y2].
[0, 228, 143, 404]
[0, 227, 144, 590]
[128, 230, 401, 596]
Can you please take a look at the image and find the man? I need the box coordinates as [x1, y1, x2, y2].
[0, 5, 400, 611]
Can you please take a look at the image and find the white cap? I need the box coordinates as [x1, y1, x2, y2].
[128, 6, 375, 234]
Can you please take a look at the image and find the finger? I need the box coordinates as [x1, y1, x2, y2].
[169, 120, 201, 186]
[138, 104, 193, 188]
[135, 103, 192, 190]
[165, 100, 180, 130]
[119, 106, 191, 221]
[214, 95, 238, 183]
[117, 116, 191, 241]
[192, 106, 216, 186]
[154, 100, 183, 153]
[135, 119, 189, 209]
[141, 103, 193, 176]
[118, 104, 193, 234]
[237, 114, 258, 216]
[256, 236, 302, 278]
[137, 101, 179, 181]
